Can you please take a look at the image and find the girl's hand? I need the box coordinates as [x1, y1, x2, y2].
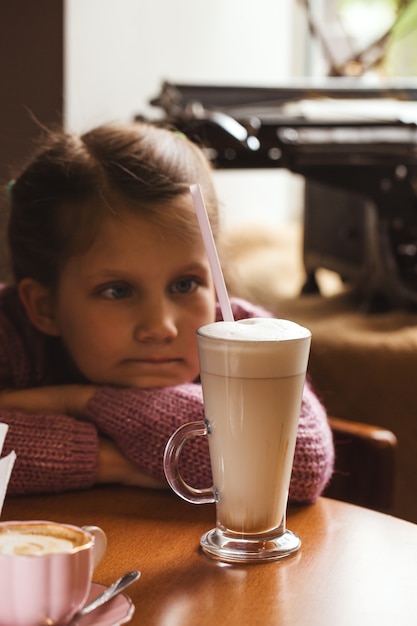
[96, 437, 166, 489]
[0, 385, 98, 417]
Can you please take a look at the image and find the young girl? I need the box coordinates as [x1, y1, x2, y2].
[0, 121, 333, 500]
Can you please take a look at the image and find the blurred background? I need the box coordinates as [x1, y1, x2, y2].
[2, 0, 416, 234]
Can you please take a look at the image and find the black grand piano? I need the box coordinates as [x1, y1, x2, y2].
[146, 80, 417, 311]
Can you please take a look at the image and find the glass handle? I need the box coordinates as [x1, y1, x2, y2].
[163, 420, 215, 504]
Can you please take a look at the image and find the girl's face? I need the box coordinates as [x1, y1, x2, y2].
[47, 197, 217, 388]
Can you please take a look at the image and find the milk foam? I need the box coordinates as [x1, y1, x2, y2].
[197, 319, 311, 379]
[0, 532, 75, 556]
[198, 318, 311, 341]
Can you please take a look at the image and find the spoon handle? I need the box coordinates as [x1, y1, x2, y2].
[78, 570, 141, 616]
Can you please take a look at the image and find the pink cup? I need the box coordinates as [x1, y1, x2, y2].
[0, 520, 107, 626]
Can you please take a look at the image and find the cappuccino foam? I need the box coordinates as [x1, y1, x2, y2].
[198, 318, 310, 342]
[0, 523, 84, 556]
[197, 318, 311, 379]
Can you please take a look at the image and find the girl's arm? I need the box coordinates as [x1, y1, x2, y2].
[0, 405, 166, 495]
[0, 408, 99, 495]
[289, 380, 334, 502]
[96, 436, 165, 489]
[0, 386, 97, 416]
[0, 385, 166, 495]
[85, 380, 334, 503]
[0, 376, 333, 501]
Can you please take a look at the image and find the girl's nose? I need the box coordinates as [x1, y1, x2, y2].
[134, 302, 178, 342]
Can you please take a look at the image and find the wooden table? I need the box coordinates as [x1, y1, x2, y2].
[3, 486, 417, 625]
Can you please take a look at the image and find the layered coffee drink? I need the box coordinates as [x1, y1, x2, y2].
[0, 522, 86, 556]
[197, 318, 311, 535]
[164, 316, 311, 561]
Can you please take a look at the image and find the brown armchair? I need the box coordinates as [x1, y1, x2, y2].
[324, 416, 397, 512]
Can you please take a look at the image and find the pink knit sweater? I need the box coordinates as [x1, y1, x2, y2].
[0, 285, 334, 501]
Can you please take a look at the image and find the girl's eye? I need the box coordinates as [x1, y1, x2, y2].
[171, 277, 199, 294]
[99, 284, 132, 300]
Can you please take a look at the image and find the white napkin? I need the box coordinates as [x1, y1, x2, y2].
[0, 424, 16, 516]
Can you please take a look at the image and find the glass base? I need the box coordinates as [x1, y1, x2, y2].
[200, 527, 301, 563]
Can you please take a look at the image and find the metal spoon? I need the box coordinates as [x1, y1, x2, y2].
[77, 569, 141, 617]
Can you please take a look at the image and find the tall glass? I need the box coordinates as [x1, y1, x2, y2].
[164, 318, 311, 563]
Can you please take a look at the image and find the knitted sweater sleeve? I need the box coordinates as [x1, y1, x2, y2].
[1, 411, 99, 496]
[290, 380, 334, 502]
[85, 298, 334, 503]
[85, 381, 333, 502]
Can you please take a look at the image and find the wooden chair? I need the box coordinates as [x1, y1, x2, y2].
[324, 416, 397, 512]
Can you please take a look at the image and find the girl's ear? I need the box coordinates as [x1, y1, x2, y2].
[18, 278, 60, 336]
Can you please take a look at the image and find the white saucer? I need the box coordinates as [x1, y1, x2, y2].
[76, 582, 135, 626]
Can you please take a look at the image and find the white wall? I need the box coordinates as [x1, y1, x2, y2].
[64, 0, 306, 228]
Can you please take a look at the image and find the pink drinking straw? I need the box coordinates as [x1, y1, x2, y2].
[190, 184, 234, 322]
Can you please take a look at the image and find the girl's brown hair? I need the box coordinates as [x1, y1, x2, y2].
[8, 121, 219, 287]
